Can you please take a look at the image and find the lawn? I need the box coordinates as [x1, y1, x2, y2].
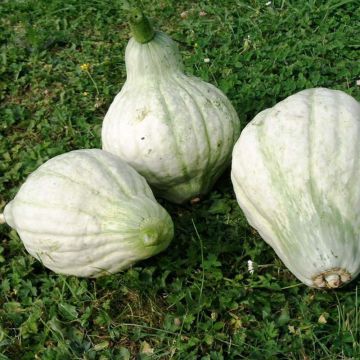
[0, 0, 360, 359]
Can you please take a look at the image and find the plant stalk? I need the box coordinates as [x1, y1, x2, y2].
[128, 7, 155, 44]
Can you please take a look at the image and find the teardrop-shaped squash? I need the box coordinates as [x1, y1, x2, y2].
[1, 149, 174, 277]
[231, 88, 360, 288]
[102, 10, 240, 204]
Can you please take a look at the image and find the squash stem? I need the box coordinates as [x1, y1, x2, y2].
[128, 8, 155, 44]
[313, 268, 351, 289]
[0, 213, 5, 224]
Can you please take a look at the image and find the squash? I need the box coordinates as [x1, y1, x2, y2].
[1, 149, 174, 277]
[101, 8, 240, 204]
[231, 88, 360, 288]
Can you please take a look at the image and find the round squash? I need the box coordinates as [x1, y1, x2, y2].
[1, 149, 174, 277]
[101, 9, 240, 204]
[231, 88, 360, 289]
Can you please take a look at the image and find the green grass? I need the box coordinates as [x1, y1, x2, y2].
[1, 0, 360, 358]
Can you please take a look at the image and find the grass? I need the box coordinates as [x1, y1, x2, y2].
[0, 0, 360, 358]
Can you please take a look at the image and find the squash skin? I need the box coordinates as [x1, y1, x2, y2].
[3, 149, 173, 277]
[231, 88, 360, 288]
[102, 32, 240, 204]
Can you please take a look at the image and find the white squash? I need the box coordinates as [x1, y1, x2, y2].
[231, 88, 360, 288]
[1, 149, 174, 277]
[101, 9, 240, 204]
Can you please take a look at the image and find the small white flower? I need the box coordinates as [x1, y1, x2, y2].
[266, 1, 272, 5]
[356, 79, 360, 86]
[204, 58, 210, 63]
[199, 11, 207, 17]
[247, 260, 254, 275]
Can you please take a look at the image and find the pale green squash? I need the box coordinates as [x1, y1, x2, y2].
[232, 88, 360, 289]
[101, 9, 240, 204]
[0, 149, 174, 277]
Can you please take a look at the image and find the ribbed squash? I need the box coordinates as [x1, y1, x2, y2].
[1, 149, 174, 277]
[231, 88, 360, 289]
[101, 9, 240, 204]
